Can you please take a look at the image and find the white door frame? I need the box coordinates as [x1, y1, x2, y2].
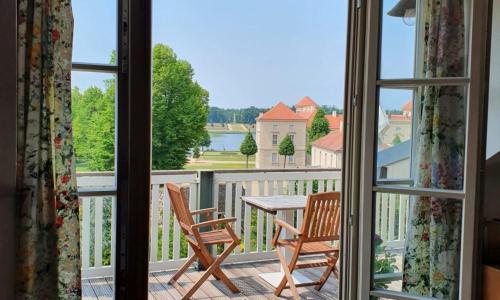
[346, 0, 490, 299]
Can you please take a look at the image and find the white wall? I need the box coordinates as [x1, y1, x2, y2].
[484, 0, 500, 221]
[487, 0, 500, 158]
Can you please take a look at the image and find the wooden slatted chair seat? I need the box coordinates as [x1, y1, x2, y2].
[272, 191, 341, 300]
[166, 183, 241, 299]
[277, 239, 339, 255]
[186, 229, 234, 245]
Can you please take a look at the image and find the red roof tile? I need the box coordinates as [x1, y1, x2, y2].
[296, 110, 317, 127]
[401, 100, 412, 112]
[257, 102, 307, 121]
[325, 115, 344, 130]
[295, 96, 318, 108]
[312, 131, 343, 152]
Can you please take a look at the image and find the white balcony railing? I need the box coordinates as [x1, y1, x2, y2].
[77, 169, 406, 279]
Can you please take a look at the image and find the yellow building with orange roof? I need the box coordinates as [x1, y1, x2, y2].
[255, 102, 307, 168]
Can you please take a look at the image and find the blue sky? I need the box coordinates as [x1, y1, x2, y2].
[72, 0, 414, 110]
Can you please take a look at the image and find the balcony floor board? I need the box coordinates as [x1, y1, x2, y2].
[82, 260, 339, 300]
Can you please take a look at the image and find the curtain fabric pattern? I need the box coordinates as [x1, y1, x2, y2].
[402, 0, 465, 299]
[16, 0, 80, 299]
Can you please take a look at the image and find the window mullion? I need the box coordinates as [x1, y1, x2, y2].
[72, 63, 119, 73]
[373, 185, 465, 200]
[376, 77, 470, 88]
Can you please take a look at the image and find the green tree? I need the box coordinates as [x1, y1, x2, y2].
[72, 82, 115, 171]
[392, 134, 401, 145]
[72, 45, 209, 171]
[152, 44, 209, 170]
[278, 134, 295, 168]
[240, 132, 257, 168]
[307, 108, 330, 153]
[192, 146, 201, 159]
[72, 51, 117, 171]
[199, 130, 211, 151]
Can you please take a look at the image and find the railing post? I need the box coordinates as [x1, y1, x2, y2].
[198, 170, 215, 218]
[197, 171, 215, 270]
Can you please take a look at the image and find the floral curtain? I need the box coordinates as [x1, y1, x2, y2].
[402, 0, 466, 299]
[16, 0, 80, 299]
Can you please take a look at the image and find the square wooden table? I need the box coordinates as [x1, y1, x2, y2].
[241, 195, 313, 288]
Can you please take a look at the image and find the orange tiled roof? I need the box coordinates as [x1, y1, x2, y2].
[312, 131, 343, 152]
[295, 96, 318, 108]
[325, 114, 344, 130]
[257, 102, 307, 121]
[401, 100, 412, 112]
[297, 110, 317, 127]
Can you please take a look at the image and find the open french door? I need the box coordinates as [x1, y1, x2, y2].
[342, 0, 490, 299]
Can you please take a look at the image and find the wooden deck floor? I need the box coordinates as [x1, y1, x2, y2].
[82, 260, 338, 299]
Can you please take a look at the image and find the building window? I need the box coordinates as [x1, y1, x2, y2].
[289, 134, 294, 143]
[272, 134, 278, 145]
[273, 124, 278, 131]
[288, 155, 294, 164]
[289, 124, 295, 131]
[272, 153, 278, 164]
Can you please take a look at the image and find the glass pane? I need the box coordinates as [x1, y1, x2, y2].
[152, 0, 347, 171]
[373, 192, 463, 299]
[377, 88, 413, 180]
[379, 0, 416, 78]
[380, 0, 469, 79]
[72, 71, 116, 173]
[73, 0, 117, 64]
[376, 86, 467, 191]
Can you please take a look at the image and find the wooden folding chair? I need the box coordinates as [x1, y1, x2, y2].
[166, 183, 241, 299]
[272, 191, 341, 299]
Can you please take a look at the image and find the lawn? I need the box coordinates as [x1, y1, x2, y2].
[185, 151, 256, 170]
[76, 151, 256, 172]
[198, 151, 255, 162]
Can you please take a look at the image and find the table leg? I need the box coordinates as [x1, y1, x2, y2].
[259, 210, 312, 288]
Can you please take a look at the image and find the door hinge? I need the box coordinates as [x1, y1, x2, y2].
[352, 95, 358, 107]
[349, 214, 354, 226]
[357, 0, 362, 9]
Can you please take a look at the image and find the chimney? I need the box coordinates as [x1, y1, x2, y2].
[332, 111, 337, 117]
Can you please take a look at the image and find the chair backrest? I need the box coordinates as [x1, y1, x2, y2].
[300, 191, 341, 242]
[166, 183, 195, 234]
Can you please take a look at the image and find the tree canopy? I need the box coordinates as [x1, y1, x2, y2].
[198, 130, 211, 150]
[72, 80, 116, 171]
[307, 108, 330, 154]
[152, 44, 209, 169]
[240, 132, 258, 168]
[392, 134, 401, 146]
[278, 134, 295, 168]
[72, 44, 209, 171]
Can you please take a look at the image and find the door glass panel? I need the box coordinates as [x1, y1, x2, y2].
[379, 0, 469, 79]
[376, 86, 467, 190]
[379, 0, 416, 79]
[72, 71, 117, 291]
[377, 88, 413, 181]
[372, 192, 463, 299]
[72, 71, 116, 173]
[73, 0, 117, 64]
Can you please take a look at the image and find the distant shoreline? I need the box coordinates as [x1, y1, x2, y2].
[206, 122, 255, 134]
[208, 130, 255, 134]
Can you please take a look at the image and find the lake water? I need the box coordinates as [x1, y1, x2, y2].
[208, 132, 255, 151]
